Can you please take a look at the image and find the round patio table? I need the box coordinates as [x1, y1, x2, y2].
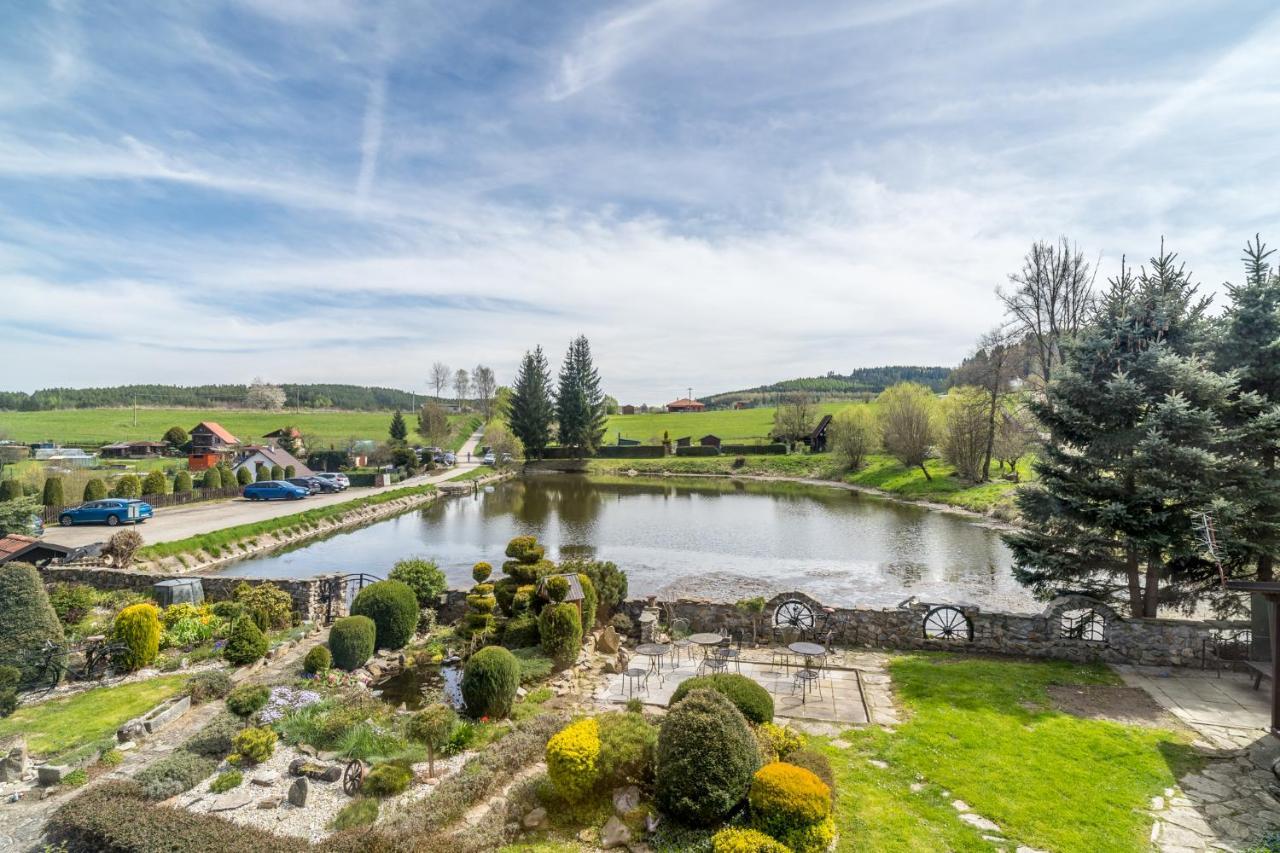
[687, 632, 725, 666]
[788, 641, 825, 658]
[635, 643, 671, 679]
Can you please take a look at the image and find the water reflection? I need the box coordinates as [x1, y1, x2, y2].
[216, 474, 1038, 612]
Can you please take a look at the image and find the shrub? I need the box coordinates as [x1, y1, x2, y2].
[576, 573, 597, 630]
[388, 557, 447, 608]
[538, 601, 582, 667]
[472, 561, 493, 583]
[270, 464, 285, 480]
[111, 474, 141, 498]
[408, 703, 456, 776]
[757, 722, 804, 762]
[209, 600, 244, 622]
[99, 748, 124, 767]
[186, 669, 233, 704]
[351, 580, 419, 650]
[226, 683, 270, 717]
[0, 562, 66, 683]
[625, 697, 644, 714]
[42, 476, 65, 507]
[48, 582, 97, 627]
[173, 471, 193, 493]
[113, 603, 161, 670]
[284, 465, 296, 478]
[329, 615, 376, 670]
[670, 673, 774, 724]
[62, 768, 89, 787]
[784, 750, 835, 798]
[712, 827, 793, 853]
[141, 470, 167, 496]
[209, 770, 242, 793]
[231, 726, 277, 764]
[0, 479, 22, 501]
[102, 528, 144, 567]
[363, 763, 412, 797]
[656, 688, 761, 826]
[749, 762, 832, 853]
[135, 750, 218, 799]
[545, 575, 569, 603]
[239, 466, 255, 486]
[546, 717, 600, 803]
[223, 614, 268, 666]
[303, 644, 332, 674]
[0, 665, 20, 717]
[493, 577, 520, 616]
[610, 612, 634, 636]
[181, 713, 240, 757]
[201, 467, 222, 489]
[598, 711, 657, 786]
[460, 645, 520, 719]
[82, 478, 108, 501]
[511, 646, 554, 684]
[502, 535, 553, 584]
[501, 612, 540, 649]
[563, 558, 628, 619]
[332, 796, 379, 830]
[234, 581, 293, 631]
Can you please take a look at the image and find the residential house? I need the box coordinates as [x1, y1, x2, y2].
[233, 444, 312, 480]
[698, 434, 721, 448]
[101, 441, 169, 459]
[620, 404, 636, 415]
[188, 421, 240, 471]
[665, 398, 706, 413]
[262, 427, 305, 456]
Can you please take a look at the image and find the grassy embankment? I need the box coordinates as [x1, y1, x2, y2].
[0, 674, 189, 763]
[136, 483, 436, 561]
[820, 654, 1199, 853]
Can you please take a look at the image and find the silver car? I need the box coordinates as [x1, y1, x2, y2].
[314, 472, 350, 490]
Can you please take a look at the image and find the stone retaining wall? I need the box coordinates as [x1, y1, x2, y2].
[619, 591, 1248, 668]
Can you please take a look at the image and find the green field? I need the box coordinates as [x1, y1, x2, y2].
[0, 407, 473, 450]
[604, 402, 852, 444]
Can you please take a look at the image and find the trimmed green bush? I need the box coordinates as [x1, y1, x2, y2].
[546, 717, 600, 803]
[0, 563, 66, 683]
[0, 665, 20, 717]
[210, 770, 242, 793]
[784, 750, 835, 799]
[669, 673, 774, 724]
[135, 751, 218, 800]
[576, 573, 597, 630]
[538, 601, 582, 668]
[351, 580, 418, 650]
[141, 470, 167, 496]
[329, 615, 376, 671]
[111, 474, 141, 498]
[502, 535, 554, 584]
[545, 575, 569, 603]
[226, 683, 270, 718]
[201, 467, 222, 489]
[231, 726, 276, 764]
[238, 466, 254, 486]
[749, 762, 833, 853]
[460, 645, 520, 719]
[0, 480, 22, 501]
[82, 478, 108, 501]
[363, 763, 412, 797]
[234, 581, 293, 631]
[113, 603, 162, 670]
[223, 615, 268, 666]
[181, 713, 240, 757]
[712, 827, 793, 853]
[42, 476, 64, 507]
[270, 464, 285, 480]
[656, 688, 761, 826]
[185, 669, 233, 704]
[173, 471, 193, 493]
[501, 612, 540, 649]
[388, 557, 447, 608]
[284, 465, 296, 478]
[598, 711, 657, 786]
[407, 703, 456, 776]
[303, 644, 332, 674]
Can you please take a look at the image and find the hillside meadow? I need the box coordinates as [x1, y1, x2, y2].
[604, 400, 856, 443]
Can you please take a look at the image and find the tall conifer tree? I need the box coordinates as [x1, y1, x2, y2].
[555, 336, 607, 457]
[508, 346, 554, 460]
[389, 409, 408, 443]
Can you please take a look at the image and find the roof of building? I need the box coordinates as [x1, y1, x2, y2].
[0, 534, 39, 561]
[102, 441, 168, 450]
[193, 421, 239, 445]
[262, 427, 301, 439]
[234, 444, 312, 476]
[536, 573, 585, 603]
[666, 398, 705, 408]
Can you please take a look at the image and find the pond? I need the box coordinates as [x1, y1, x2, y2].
[216, 474, 1037, 612]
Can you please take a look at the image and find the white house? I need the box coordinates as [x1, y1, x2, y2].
[232, 445, 312, 479]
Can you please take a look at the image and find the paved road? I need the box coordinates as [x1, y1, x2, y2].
[42, 431, 486, 549]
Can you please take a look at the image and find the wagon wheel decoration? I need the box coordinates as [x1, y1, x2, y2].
[342, 759, 364, 796]
[773, 599, 816, 632]
[922, 605, 973, 642]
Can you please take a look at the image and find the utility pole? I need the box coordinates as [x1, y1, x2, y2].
[133, 394, 137, 427]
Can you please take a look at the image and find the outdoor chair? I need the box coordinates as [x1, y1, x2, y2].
[1201, 629, 1252, 677]
[713, 630, 743, 674]
[666, 617, 694, 668]
[701, 632, 731, 675]
[791, 651, 825, 705]
[621, 666, 650, 698]
[770, 626, 799, 675]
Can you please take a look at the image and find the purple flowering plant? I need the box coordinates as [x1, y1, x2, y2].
[258, 685, 323, 724]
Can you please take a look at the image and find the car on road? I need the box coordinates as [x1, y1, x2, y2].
[287, 476, 338, 494]
[482, 452, 496, 465]
[59, 499, 153, 527]
[314, 472, 349, 490]
[243, 480, 309, 501]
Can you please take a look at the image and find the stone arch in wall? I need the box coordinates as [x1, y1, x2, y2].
[766, 591, 827, 633]
[1042, 595, 1118, 644]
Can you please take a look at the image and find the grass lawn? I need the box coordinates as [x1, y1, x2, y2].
[604, 402, 850, 445]
[822, 655, 1199, 853]
[0, 674, 189, 762]
[0, 407, 476, 450]
[444, 465, 503, 482]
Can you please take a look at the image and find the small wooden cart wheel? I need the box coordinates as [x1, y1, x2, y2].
[342, 759, 364, 796]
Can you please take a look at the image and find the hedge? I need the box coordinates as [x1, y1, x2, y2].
[0, 562, 66, 683]
[675, 445, 720, 457]
[670, 673, 774, 724]
[596, 445, 667, 458]
[720, 443, 788, 455]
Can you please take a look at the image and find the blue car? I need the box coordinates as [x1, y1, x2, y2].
[59, 498, 153, 527]
[243, 480, 309, 501]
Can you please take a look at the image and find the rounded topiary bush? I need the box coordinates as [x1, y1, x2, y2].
[173, 471, 193, 493]
[656, 688, 761, 826]
[472, 561, 492, 583]
[141, 471, 167, 496]
[546, 717, 600, 803]
[113, 603, 161, 670]
[538, 601, 582, 667]
[711, 827, 792, 853]
[303, 645, 332, 674]
[83, 479, 108, 501]
[749, 762, 833, 853]
[597, 711, 657, 787]
[492, 577, 520, 616]
[502, 535, 553, 584]
[112, 474, 141, 498]
[351, 580, 418, 650]
[231, 726, 277, 764]
[545, 575, 569, 603]
[576, 573, 597, 629]
[669, 673, 774, 724]
[42, 476, 64, 507]
[202, 467, 222, 489]
[460, 645, 520, 719]
[270, 465, 285, 481]
[363, 763, 412, 797]
[223, 614, 268, 666]
[388, 558, 447, 608]
[0, 562, 66, 683]
[226, 684, 270, 718]
[784, 750, 835, 799]
[329, 615, 376, 671]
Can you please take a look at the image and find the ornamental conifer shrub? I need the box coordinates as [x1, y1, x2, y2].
[748, 762, 834, 853]
[173, 471, 193, 493]
[302, 645, 331, 674]
[83, 479, 108, 501]
[238, 466, 254, 486]
[141, 471, 167, 496]
[656, 688, 761, 826]
[112, 474, 141, 498]
[0, 563, 66, 683]
[670, 673, 774, 724]
[538, 601, 582, 668]
[223, 614, 268, 666]
[270, 465, 285, 480]
[460, 645, 520, 719]
[546, 717, 600, 802]
[0, 480, 22, 501]
[201, 467, 222, 489]
[351, 580, 418, 650]
[112, 603, 161, 670]
[329, 615, 376, 670]
[388, 558, 447, 608]
[42, 477, 64, 507]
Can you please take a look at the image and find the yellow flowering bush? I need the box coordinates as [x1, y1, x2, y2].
[749, 762, 832, 853]
[757, 722, 804, 761]
[161, 602, 211, 628]
[546, 717, 600, 802]
[711, 826, 793, 853]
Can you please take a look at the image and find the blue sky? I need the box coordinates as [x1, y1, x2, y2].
[2, 1, 1278, 402]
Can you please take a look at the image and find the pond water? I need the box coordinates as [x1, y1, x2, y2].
[217, 474, 1037, 612]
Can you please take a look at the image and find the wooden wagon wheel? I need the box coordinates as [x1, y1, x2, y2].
[773, 599, 816, 631]
[342, 759, 364, 796]
[922, 605, 973, 642]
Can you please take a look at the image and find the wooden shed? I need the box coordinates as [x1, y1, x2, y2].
[698, 434, 721, 448]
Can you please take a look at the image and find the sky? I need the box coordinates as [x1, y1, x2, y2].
[2, 0, 1279, 403]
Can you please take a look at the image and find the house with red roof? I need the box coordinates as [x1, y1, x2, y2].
[188, 421, 241, 471]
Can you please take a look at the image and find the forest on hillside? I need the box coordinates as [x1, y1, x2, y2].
[703, 365, 951, 406]
[0, 383, 421, 412]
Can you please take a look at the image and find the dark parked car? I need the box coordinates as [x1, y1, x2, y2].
[59, 499, 153, 527]
[288, 476, 338, 494]
[243, 481, 308, 501]
[314, 472, 349, 490]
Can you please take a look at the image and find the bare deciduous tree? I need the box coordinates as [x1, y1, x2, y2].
[941, 386, 990, 482]
[993, 404, 1034, 479]
[829, 405, 879, 471]
[878, 382, 937, 480]
[772, 394, 815, 444]
[430, 362, 451, 401]
[998, 238, 1096, 385]
[453, 368, 471, 408]
[472, 365, 496, 420]
[417, 401, 450, 447]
